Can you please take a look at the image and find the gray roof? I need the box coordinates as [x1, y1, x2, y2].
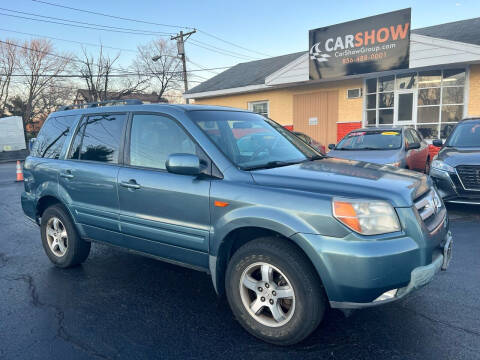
[188, 17, 480, 95]
[186, 52, 304, 94]
[412, 17, 480, 45]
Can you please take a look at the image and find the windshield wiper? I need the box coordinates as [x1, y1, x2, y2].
[243, 160, 301, 171]
[308, 154, 324, 161]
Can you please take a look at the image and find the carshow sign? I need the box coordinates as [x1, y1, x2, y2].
[309, 9, 411, 80]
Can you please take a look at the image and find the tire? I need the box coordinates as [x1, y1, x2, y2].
[225, 236, 326, 345]
[40, 204, 91, 268]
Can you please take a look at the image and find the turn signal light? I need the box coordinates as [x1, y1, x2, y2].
[214, 200, 229, 208]
[333, 201, 361, 232]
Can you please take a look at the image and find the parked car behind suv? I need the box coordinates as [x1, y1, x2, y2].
[328, 127, 431, 172]
[22, 102, 452, 345]
[430, 118, 480, 204]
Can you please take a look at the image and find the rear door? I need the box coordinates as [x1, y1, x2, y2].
[117, 113, 211, 270]
[58, 112, 127, 243]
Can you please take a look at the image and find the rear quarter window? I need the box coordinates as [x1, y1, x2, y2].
[32, 115, 76, 159]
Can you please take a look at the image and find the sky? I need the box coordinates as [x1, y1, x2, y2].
[1, 0, 479, 88]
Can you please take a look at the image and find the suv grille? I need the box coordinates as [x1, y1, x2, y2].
[456, 165, 480, 191]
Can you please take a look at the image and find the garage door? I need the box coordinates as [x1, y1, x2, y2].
[293, 91, 338, 147]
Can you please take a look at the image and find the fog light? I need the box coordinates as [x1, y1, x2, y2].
[373, 289, 398, 302]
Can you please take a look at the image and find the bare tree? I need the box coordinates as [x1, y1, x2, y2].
[134, 39, 182, 100]
[17, 38, 72, 135]
[0, 39, 19, 116]
[76, 45, 148, 103]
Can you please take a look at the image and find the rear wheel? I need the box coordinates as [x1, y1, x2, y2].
[225, 237, 326, 345]
[40, 204, 91, 268]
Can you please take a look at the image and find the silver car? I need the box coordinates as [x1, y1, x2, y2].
[328, 126, 431, 172]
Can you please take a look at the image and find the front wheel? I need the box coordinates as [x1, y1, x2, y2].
[225, 237, 326, 345]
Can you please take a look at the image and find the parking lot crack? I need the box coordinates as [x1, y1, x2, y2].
[3, 274, 113, 360]
[399, 305, 480, 337]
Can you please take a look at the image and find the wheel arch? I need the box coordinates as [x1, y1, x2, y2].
[210, 225, 324, 297]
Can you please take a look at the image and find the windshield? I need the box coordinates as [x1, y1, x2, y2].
[445, 121, 480, 148]
[189, 110, 320, 170]
[335, 130, 402, 150]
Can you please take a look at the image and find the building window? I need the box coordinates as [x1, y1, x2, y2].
[248, 101, 269, 117]
[364, 68, 466, 139]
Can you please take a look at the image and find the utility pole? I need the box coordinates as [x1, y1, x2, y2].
[171, 29, 196, 104]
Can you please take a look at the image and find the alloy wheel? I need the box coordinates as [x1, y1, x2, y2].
[46, 217, 68, 257]
[239, 262, 295, 327]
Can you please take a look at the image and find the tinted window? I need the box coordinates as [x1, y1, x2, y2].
[69, 113, 125, 163]
[404, 129, 415, 145]
[445, 121, 480, 148]
[129, 114, 197, 170]
[336, 130, 402, 150]
[32, 115, 75, 158]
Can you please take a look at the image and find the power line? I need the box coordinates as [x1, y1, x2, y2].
[197, 30, 272, 58]
[0, 40, 231, 76]
[190, 39, 258, 60]
[0, 28, 137, 53]
[189, 41, 253, 61]
[0, 11, 169, 37]
[31, 0, 193, 30]
[0, 7, 172, 36]
[31, 0, 272, 60]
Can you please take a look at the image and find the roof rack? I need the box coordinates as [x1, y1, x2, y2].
[58, 99, 143, 111]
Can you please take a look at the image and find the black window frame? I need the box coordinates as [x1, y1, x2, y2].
[66, 112, 128, 166]
[124, 111, 222, 178]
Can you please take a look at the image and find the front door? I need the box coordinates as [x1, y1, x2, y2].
[118, 113, 211, 270]
[394, 90, 416, 126]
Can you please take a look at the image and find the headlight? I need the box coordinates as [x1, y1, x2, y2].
[332, 198, 401, 235]
[431, 160, 454, 173]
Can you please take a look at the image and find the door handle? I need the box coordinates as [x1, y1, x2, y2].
[120, 180, 141, 190]
[60, 170, 74, 179]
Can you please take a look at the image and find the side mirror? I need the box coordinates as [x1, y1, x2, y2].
[406, 142, 421, 150]
[432, 139, 443, 147]
[328, 144, 336, 150]
[166, 154, 201, 176]
[28, 137, 36, 152]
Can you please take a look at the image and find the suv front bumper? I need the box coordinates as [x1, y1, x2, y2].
[430, 168, 480, 205]
[330, 231, 452, 309]
[291, 209, 451, 308]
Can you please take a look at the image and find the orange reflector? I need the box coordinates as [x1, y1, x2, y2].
[214, 200, 229, 208]
[333, 201, 361, 232]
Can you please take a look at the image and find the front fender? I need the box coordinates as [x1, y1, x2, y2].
[211, 205, 316, 255]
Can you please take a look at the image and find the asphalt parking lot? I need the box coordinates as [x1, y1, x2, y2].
[0, 161, 479, 360]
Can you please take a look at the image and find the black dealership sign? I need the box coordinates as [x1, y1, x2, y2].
[309, 8, 411, 80]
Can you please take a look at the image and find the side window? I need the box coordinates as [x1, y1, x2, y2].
[404, 129, 415, 146]
[129, 114, 197, 170]
[68, 113, 126, 163]
[412, 130, 422, 143]
[32, 115, 75, 159]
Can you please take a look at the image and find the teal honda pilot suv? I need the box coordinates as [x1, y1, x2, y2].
[22, 100, 453, 345]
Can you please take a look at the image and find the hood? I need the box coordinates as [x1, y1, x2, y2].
[327, 149, 401, 165]
[436, 147, 480, 167]
[250, 157, 430, 207]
